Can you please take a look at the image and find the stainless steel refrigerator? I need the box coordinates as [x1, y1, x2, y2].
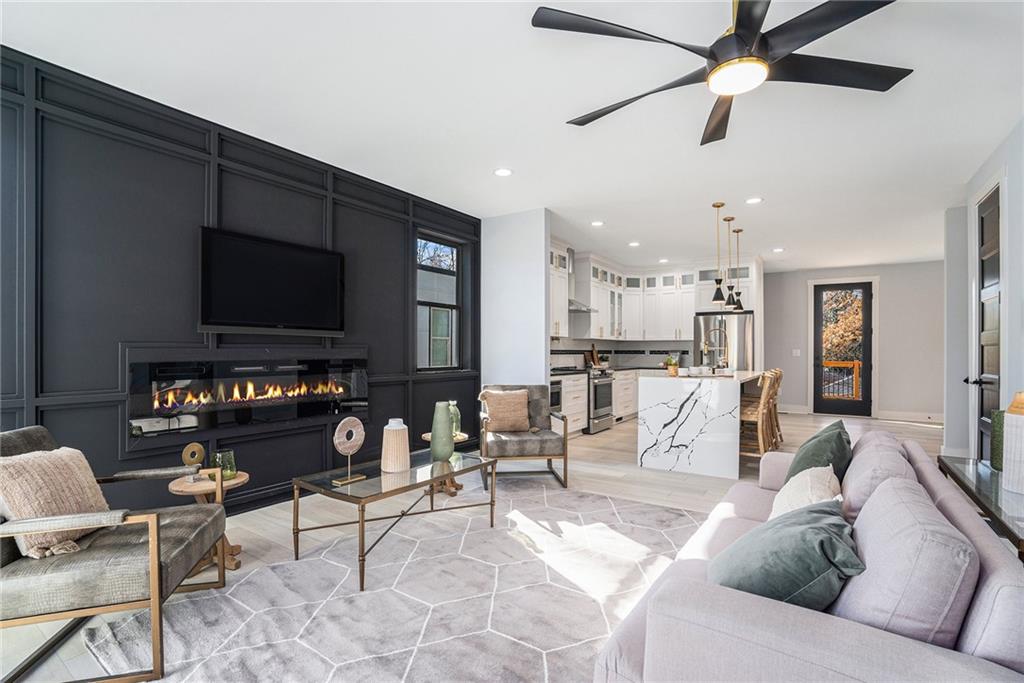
[694, 311, 755, 371]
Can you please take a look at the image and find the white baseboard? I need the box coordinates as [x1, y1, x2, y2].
[940, 446, 968, 457]
[779, 404, 810, 414]
[876, 411, 943, 425]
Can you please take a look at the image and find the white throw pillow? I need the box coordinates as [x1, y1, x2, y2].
[769, 465, 841, 520]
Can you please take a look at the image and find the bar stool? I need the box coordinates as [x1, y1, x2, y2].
[741, 370, 779, 455]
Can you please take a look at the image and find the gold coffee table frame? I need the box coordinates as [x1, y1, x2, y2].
[292, 451, 496, 591]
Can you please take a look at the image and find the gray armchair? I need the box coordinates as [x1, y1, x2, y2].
[0, 426, 227, 683]
[479, 384, 568, 488]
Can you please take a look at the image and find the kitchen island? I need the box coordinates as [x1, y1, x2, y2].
[637, 371, 762, 480]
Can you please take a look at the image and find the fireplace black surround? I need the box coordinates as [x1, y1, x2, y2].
[129, 355, 368, 436]
[0, 47, 482, 512]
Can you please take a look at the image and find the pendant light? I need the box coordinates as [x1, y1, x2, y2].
[732, 227, 744, 312]
[723, 216, 736, 309]
[711, 202, 726, 303]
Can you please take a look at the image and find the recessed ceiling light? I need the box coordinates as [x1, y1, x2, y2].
[746, 197, 763, 205]
[493, 168, 513, 177]
[658, 258, 669, 264]
[772, 247, 785, 253]
[591, 221, 604, 227]
[628, 241, 640, 247]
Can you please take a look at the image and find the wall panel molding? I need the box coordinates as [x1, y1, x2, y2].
[2, 45, 480, 511]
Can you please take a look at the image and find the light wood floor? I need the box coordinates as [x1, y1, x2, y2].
[2, 412, 943, 681]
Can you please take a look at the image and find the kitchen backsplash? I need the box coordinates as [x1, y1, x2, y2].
[549, 339, 693, 369]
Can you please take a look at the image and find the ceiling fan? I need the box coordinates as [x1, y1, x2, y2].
[532, 1, 913, 145]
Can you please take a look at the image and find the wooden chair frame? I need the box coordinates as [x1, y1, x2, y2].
[0, 468, 227, 683]
[479, 412, 569, 489]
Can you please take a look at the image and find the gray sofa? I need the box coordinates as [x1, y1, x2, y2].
[596, 434, 1024, 681]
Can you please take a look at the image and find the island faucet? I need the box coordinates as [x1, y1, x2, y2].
[703, 326, 730, 368]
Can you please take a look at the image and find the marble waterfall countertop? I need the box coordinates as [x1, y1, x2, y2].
[636, 372, 762, 480]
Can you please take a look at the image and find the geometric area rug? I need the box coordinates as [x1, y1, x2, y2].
[84, 476, 707, 682]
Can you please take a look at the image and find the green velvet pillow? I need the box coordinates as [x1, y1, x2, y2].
[707, 500, 864, 610]
[785, 420, 853, 483]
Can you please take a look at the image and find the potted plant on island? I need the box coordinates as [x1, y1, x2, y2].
[663, 355, 679, 377]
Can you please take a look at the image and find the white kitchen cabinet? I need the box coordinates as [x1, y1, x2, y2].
[678, 285, 696, 341]
[613, 370, 638, 420]
[549, 268, 569, 338]
[622, 289, 643, 340]
[559, 373, 588, 434]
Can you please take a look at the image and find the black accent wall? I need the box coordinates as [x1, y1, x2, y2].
[0, 47, 482, 512]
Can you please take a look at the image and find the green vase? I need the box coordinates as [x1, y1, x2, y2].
[430, 401, 455, 462]
[449, 400, 462, 436]
[991, 409, 1005, 471]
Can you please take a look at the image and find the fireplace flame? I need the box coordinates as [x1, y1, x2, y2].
[154, 379, 346, 413]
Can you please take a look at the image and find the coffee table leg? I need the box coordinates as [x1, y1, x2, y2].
[358, 504, 366, 591]
[489, 463, 496, 528]
[292, 484, 300, 561]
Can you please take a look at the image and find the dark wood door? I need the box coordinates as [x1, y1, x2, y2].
[813, 282, 873, 416]
[973, 188, 1000, 461]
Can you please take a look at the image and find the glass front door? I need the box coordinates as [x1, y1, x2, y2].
[813, 282, 873, 416]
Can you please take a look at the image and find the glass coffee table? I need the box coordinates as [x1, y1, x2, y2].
[938, 455, 1024, 562]
[292, 450, 496, 590]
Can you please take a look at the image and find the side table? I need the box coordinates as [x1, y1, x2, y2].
[169, 471, 250, 571]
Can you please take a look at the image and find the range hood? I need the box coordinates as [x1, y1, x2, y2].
[566, 247, 596, 313]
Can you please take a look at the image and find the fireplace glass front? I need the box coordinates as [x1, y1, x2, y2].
[129, 357, 368, 435]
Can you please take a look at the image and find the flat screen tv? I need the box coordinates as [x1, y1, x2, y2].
[199, 227, 344, 337]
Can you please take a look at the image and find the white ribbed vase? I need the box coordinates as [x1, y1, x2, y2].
[381, 418, 410, 473]
[1002, 395, 1024, 494]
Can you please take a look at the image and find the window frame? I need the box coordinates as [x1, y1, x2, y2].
[416, 235, 463, 372]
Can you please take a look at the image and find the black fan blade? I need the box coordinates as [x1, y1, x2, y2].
[532, 7, 709, 59]
[768, 53, 912, 91]
[700, 96, 733, 145]
[568, 68, 707, 126]
[762, 1, 896, 62]
[734, 0, 772, 46]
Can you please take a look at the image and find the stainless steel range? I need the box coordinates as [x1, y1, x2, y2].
[584, 367, 614, 434]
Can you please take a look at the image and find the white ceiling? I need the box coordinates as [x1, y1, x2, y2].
[3, 2, 1022, 271]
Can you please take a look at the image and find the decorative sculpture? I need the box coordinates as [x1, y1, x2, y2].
[331, 416, 367, 487]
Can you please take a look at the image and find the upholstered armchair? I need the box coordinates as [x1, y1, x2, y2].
[0, 426, 227, 683]
[479, 384, 568, 488]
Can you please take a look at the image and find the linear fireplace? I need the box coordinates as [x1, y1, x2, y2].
[129, 355, 368, 435]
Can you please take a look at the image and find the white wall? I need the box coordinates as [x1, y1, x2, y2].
[943, 207, 969, 455]
[764, 261, 945, 422]
[481, 208, 549, 386]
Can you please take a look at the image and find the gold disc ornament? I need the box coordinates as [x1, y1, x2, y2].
[333, 417, 366, 457]
[181, 442, 205, 467]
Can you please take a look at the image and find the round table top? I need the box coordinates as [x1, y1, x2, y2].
[168, 470, 250, 496]
[421, 432, 470, 443]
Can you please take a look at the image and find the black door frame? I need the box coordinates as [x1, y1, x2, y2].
[813, 281, 873, 416]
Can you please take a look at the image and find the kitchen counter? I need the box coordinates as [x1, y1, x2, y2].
[636, 371, 762, 480]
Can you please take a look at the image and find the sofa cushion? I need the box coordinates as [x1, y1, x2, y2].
[594, 559, 707, 683]
[0, 427, 61, 567]
[718, 481, 777, 522]
[485, 429, 562, 457]
[852, 430, 905, 457]
[0, 447, 110, 558]
[708, 500, 864, 610]
[785, 420, 853, 484]
[841, 438, 917, 522]
[830, 478, 979, 649]
[676, 514, 761, 562]
[479, 389, 531, 432]
[770, 465, 840, 520]
[0, 504, 224, 620]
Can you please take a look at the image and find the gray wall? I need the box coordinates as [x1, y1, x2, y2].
[764, 261, 945, 421]
[943, 207, 969, 454]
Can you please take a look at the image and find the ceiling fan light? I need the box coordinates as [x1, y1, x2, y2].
[707, 57, 769, 96]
